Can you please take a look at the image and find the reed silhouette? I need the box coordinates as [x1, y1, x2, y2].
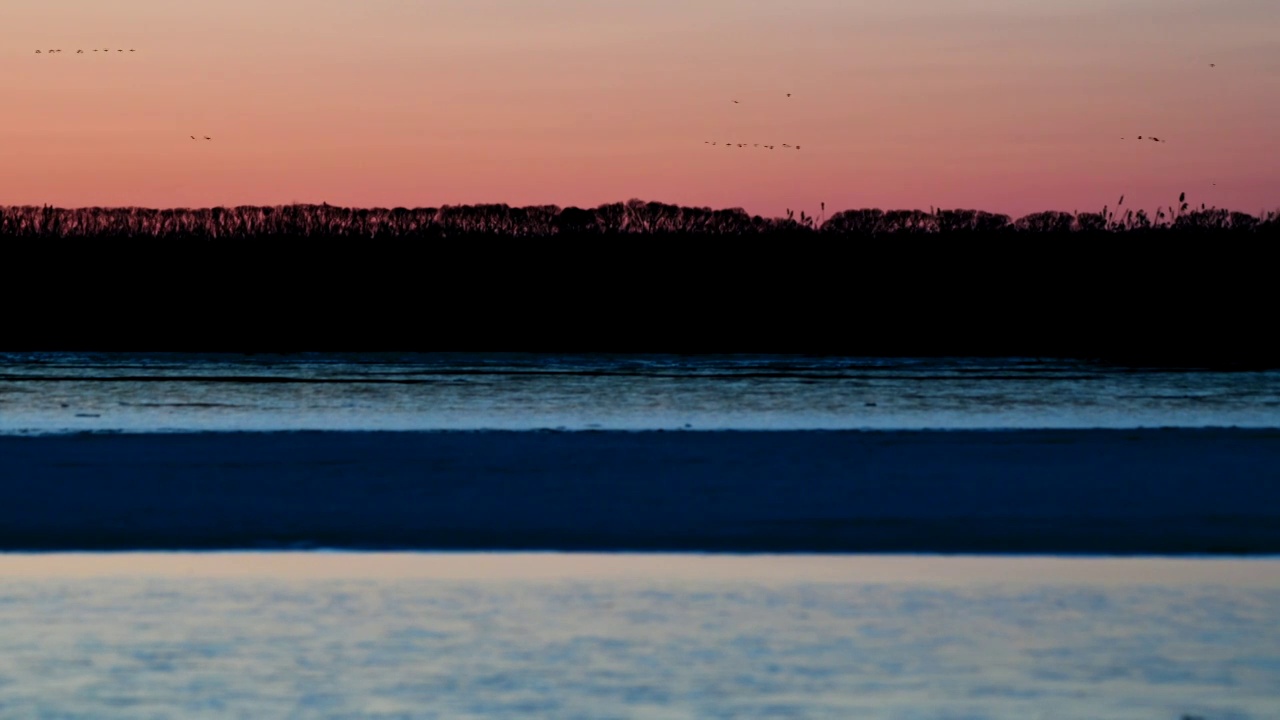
[1, 196, 1275, 362]
[1, 195, 1273, 240]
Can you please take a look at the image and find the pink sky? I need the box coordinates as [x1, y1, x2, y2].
[2, 0, 1277, 218]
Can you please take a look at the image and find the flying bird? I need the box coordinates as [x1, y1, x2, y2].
[1209, 63, 1215, 67]
[786, 93, 791, 97]
[76, 49, 83, 53]
[204, 136, 212, 140]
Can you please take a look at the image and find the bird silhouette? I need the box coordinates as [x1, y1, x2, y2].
[204, 136, 212, 140]
[786, 93, 791, 97]
[795, 145, 801, 150]
[35, 50, 41, 53]
[1209, 63, 1215, 67]
[76, 49, 83, 53]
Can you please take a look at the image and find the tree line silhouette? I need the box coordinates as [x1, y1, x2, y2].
[2, 196, 1274, 241]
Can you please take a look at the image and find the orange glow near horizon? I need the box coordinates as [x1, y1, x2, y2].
[2, 0, 1278, 218]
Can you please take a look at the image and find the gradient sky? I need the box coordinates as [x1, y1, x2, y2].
[2, 0, 1277, 217]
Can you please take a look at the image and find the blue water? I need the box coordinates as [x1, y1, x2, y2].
[2, 353, 1279, 433]
[3, 353, 1278, 717]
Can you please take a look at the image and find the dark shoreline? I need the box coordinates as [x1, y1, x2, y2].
[3, 428, 1278, 554]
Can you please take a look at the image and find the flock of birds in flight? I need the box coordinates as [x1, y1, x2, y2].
[706, 141, 800, 151]
[35, 48, 135, 53]
[710, 94, 804, 150]
[31, 49, 1219, 153]
[702, 71, 1216, 150]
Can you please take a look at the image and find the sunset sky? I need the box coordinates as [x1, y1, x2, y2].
[2, 0, 1277, 217]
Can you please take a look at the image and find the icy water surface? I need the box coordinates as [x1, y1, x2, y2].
[2, 353, 1279, 433]
[0, 554, 1277, 720]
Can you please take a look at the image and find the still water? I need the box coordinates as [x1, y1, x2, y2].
[1, 554, 1277, 720]
[4, 354, 1277, 717]
[2, 353, 1280, 433]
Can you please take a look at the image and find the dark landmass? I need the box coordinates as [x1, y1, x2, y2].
[2, 200, 1277, 366]
[2, 429, 1279, 553]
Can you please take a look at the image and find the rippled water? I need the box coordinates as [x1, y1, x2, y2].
[1, 555, 1277, 720]
[3, 353, 1279, 433]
